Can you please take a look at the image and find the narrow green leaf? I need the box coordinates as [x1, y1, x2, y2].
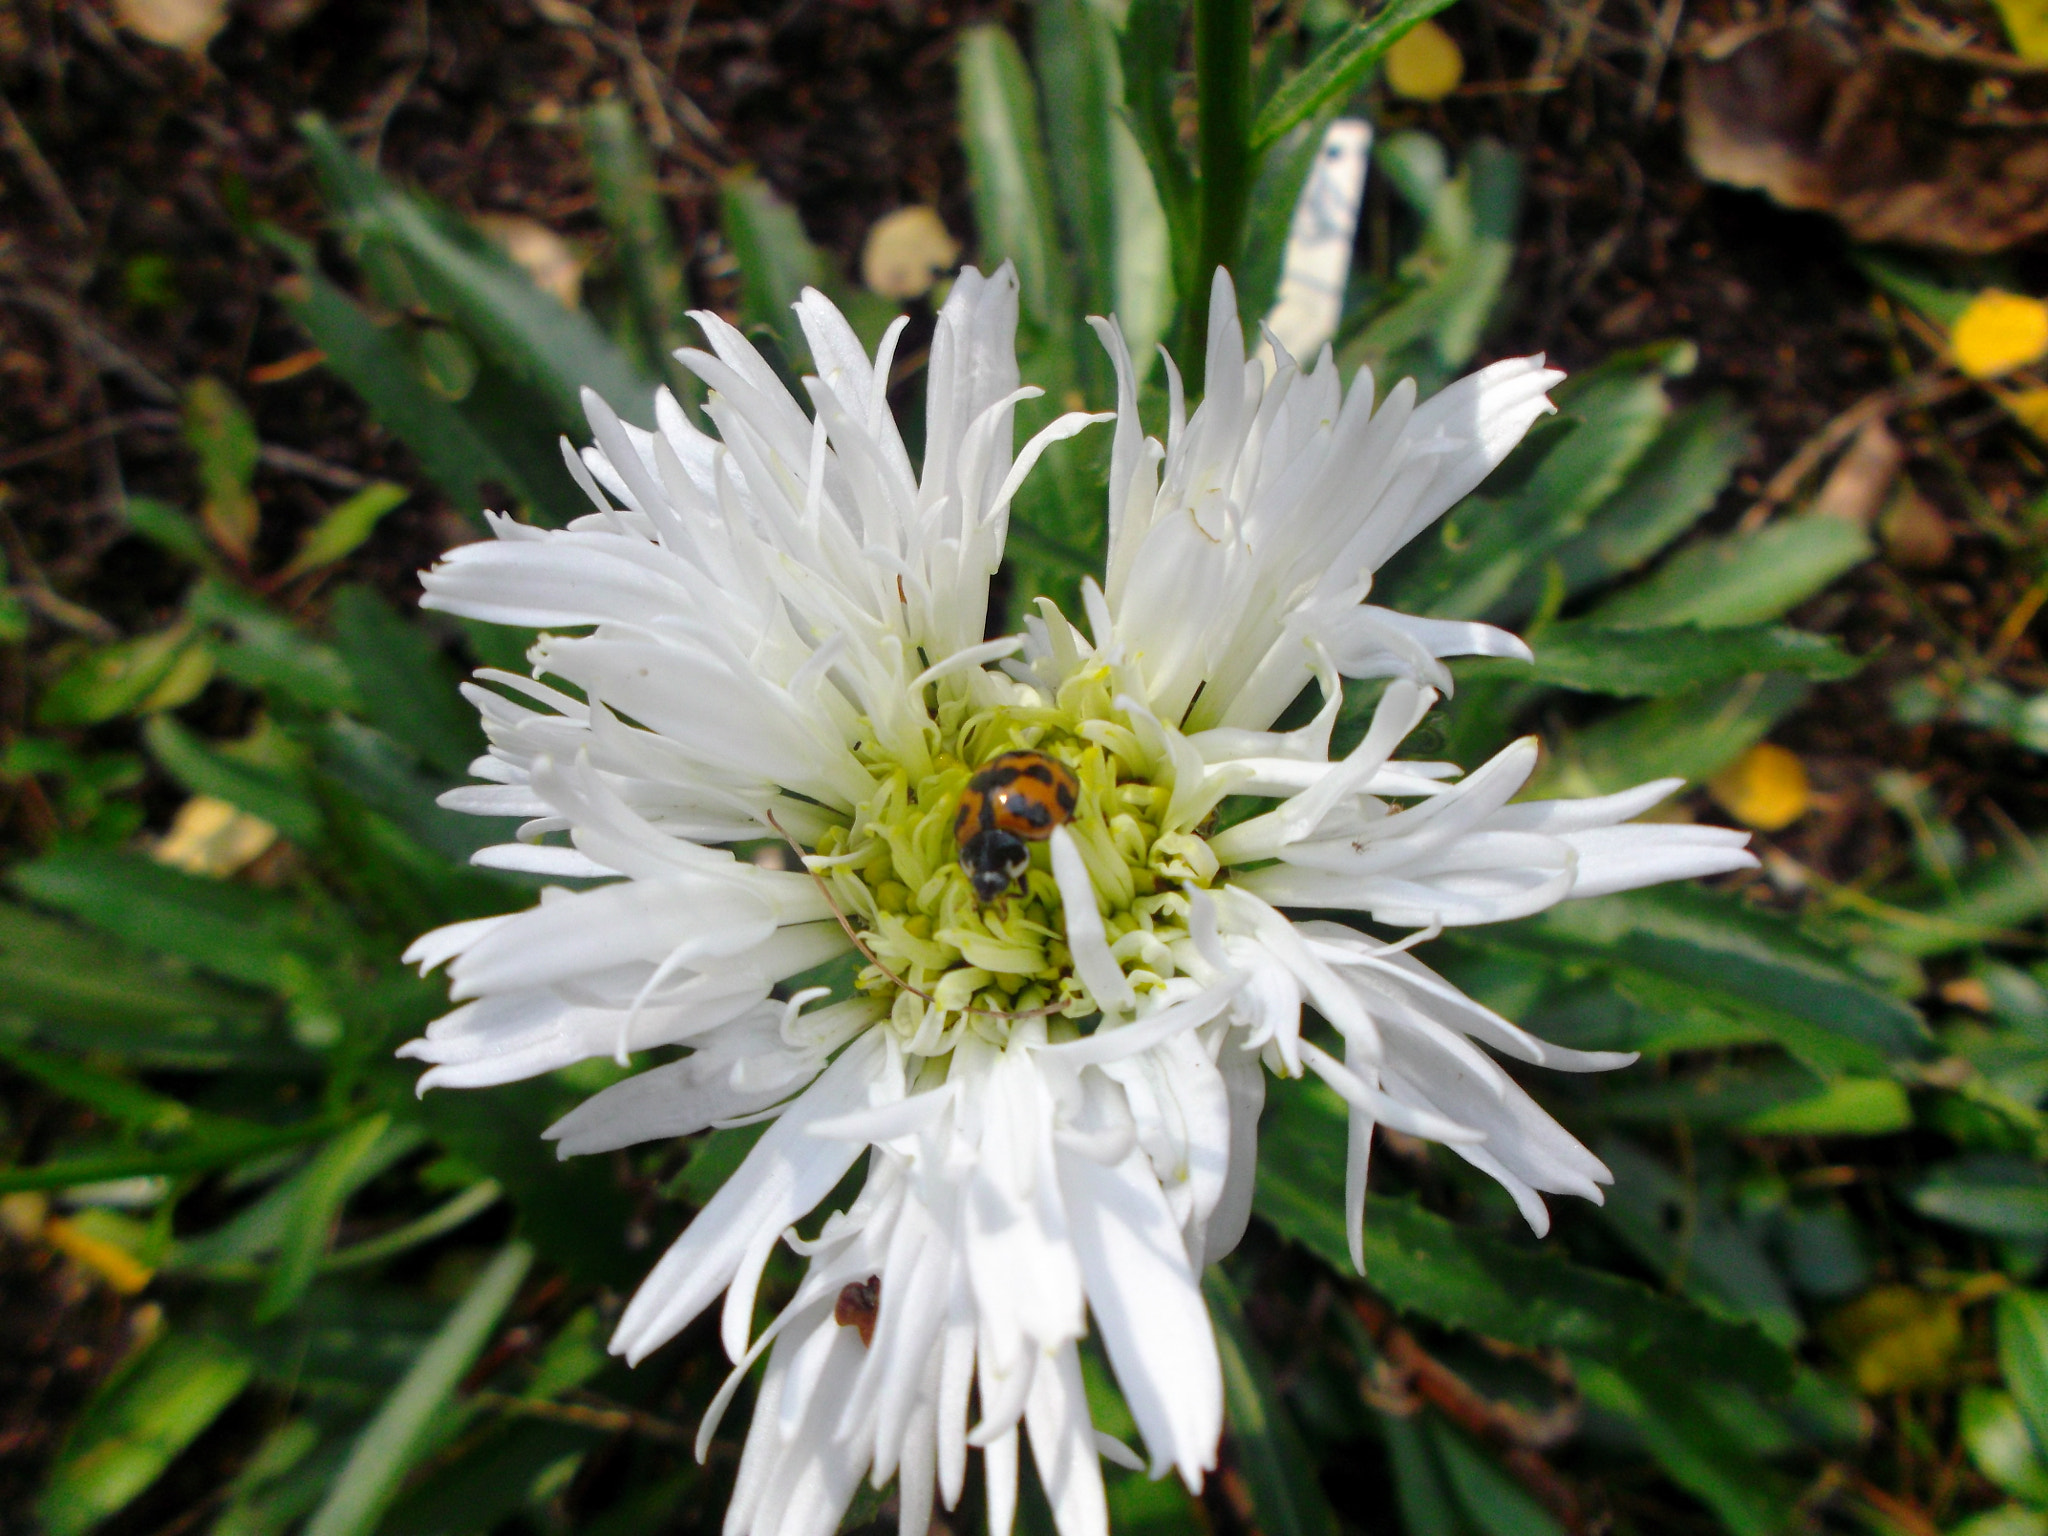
[1118, 0, 1197, 294]
[1963, 1387, 2048, 1504]
[0, 1039, 194, 1134]
[1592, 514, 1873, 630]
[298, 115, 657, 434]
[1515, 886, 1933, 1072]
[1463, 621, 1858, 697]
[1737, 1076, 1911, 1135]
[0, 1119, 340, 1195]
[37, 625, 211, 727]
[266, 231, 564, 520]
[0, 900, 287, 1067]
[1252, 0, 1462, 150]
[303, 1240, 533, 1536]
[1378, 1413, 1464, 1536]
[718, 172, 830, 367]
[10, 844, 333, 990]
[258, 1115, 405, 1321]
[1998, 1291, 2048, 1456]
[123, 496, 218, 570]
[1428, 1418, 1568, 1536]
[1914, 1157, 2048, 1239]
[144, 715, 323, 845]
[1534, 672, 1810, 796]
[1550, 395, 1751, 597]
[1035, 0, 1122, 320]
[328, 586, 477, 779]
[1576, 1362, 1799, 1536]
[582, 100, 694, 401]
[39, 1334, 254, 1536]
[184, 377, 262, 560]
[958, 24, 1070, 333]
[1253, 1078, 1795, 1394]
[187, 579, 361, 714]
[281, 482, 409, 579]
[1892, 833, 2048, 956]
[1204, 1269, 1341, 1536]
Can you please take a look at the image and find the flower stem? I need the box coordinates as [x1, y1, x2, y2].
[1188, 0, 1253, 387]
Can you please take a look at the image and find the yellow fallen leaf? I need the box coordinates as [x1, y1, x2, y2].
[475, 215, 585, 310]
[1954, 291, 2048, 380]
[0, 1192, 49, 1240]
[45, 1215, 155, 1295]
[1992, 0, 2048, 61]
[1823, 1285, 1961, 1394]
[861, 207, 962, 301]
[1384, 20, 1465, 102]
[153, 796, 278, 878]
[1708, 742, 1810, 832]
[1999, 384, 2048, 442]
[115, 0, 229, 52]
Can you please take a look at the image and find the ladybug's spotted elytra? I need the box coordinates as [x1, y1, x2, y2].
[954, 750, 1080, 904]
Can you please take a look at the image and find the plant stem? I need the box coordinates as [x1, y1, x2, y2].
[1188, 0, 1253, 388]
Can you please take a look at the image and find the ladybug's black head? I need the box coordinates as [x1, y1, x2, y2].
[961, 828, 1030, 904]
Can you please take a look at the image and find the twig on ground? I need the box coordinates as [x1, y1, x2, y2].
[0, 95, 89, 245]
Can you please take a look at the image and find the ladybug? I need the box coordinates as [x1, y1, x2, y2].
[954, 750, 1080, 903]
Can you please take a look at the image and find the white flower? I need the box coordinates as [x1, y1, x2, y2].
[401, 264, 1757, 1536]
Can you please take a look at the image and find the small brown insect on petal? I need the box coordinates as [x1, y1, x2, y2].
[835, 1276, 881, 1348]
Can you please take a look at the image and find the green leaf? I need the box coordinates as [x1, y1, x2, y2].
[212, 1419, 338, 1536]
[0, 900, 287, 1068]
[1549, 395, 1751, 598]
[266, 232, 568, 521]
[1462, 621, 1859, 697]
[39, 1333, 254, 1536]
[38, 625, 213, 727]
[1914, 1156, 2048, 1239]
[2000, 1291, 2048, 1456]
[1428, 1419, 1568, 1536]
[298, 115, 656, 435]
[1381, 353, 1673, 622]
[10, 844, 337, 990]
[1253, 1078, 1795, 1394]
[1487, 886, 1932, 1073]
[1576, 1361, 1799, 1536]
[0, 1038, 196, 1135]
[258, 1115, 411, 1321]
[1593, 1137, 1802, 1345]
[1964, 1387, 2048, 1504]
[1034, 0, 1122, 322]
[145, 715, 323, 845]
[582, 100, 694, 400]
[1534, 672, 1810, 796]
[1378, 1413, 1464, 1536]
[303, 1240, 533, 1536]
[1891, 833, 2048, 956]
[1252, 0, 1463, 150]
[184, 377, 262, 561]
[1737, 1075, 1911, 1135]
[958, 24, 1070, 334]
[1592, 514, 1873, 630]
[187, 579, 361, 714]
[1858, 252, 1974, 329]
[123, 495, 218, 569]
[0, 1118, 341, 1195]
[718, 172, 830, 367]
[328, 586, 477, 779]
[1205, 1268, 1341, 1536]
[1118, 0, 1197, 295]
[280, 482, 409, 579]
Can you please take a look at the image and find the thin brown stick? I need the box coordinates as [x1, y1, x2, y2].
[764, 810, 1066, 1022]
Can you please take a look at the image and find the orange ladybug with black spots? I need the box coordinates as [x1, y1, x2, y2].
[953, 750, 1080, 903]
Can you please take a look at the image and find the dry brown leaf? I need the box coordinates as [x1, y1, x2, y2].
[114, 0, 230, 52]
[1880, 485, 1954, 569]
[474, 214, 585, 310]
[861, 207, 961, 300]
[1685, 23, 2048, 253]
